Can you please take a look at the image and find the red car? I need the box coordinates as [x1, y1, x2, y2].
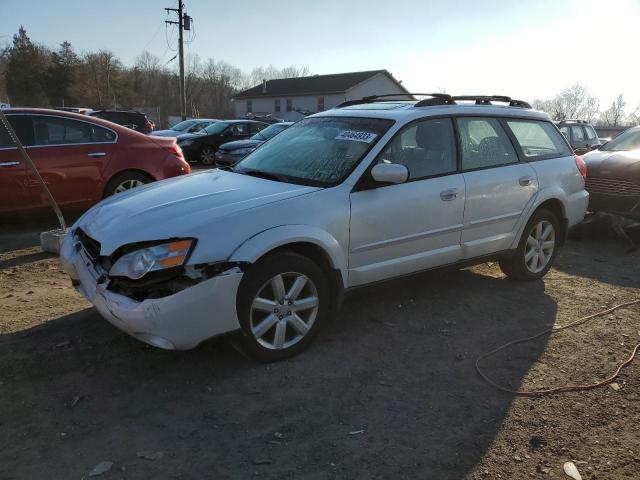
[0, 108, 190, 216]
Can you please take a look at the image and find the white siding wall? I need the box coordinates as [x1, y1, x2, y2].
[232, 74, 408, 118]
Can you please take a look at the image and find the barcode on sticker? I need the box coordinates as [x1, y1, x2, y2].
[335, 130, 378, 143]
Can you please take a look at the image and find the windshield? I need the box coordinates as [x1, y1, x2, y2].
[171, 120, 198, 131]
[234, 116, 394, 187]
[601, 128, 640, 151]
[203, 122, 230, 135]
[251, 123, 289, 141]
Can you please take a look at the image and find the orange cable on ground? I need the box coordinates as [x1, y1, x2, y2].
[475, 299, 640, 396]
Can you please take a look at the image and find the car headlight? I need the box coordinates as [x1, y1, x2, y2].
[234, 147, 255, 155]
[109, 239, 194, 280]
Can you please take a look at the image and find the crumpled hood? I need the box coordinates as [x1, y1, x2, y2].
[218, 139, 262, 151]
[77, 170, 320, 255]
[583, 149, 640, 177]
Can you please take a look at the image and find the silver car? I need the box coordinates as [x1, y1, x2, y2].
[60, 95, 589, 361]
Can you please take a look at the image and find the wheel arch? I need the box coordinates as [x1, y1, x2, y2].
[515, 188, 569, 248]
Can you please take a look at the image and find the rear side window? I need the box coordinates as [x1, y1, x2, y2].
[457, 117, 518, 170]
[506, 120, 572, 159]
[585, 125, 597, 140]
[378, 118, 457, 180]
[571, 126, 585, 141]
[0, 117, 15, 148]
[559, 126, 570, 140]
[32, 116, 116, 145]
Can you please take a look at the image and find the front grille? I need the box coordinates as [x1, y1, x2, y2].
[585, 176, 640, 197]
[76, 228, 101, 260]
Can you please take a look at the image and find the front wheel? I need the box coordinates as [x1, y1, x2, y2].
[499, 209, 560, 280]
[104, 171, 152, 197]
[236, 252, 330, 362]
[199, 146, 216, 165]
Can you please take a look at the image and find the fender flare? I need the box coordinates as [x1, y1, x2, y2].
[228, 225, 348, 287]
[509, 186, 569, 249]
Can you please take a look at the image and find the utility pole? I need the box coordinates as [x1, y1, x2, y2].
[165, 1, 190, 120]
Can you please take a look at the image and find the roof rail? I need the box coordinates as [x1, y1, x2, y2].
[336, 93, 531, 109]
[558, 119, 587, 124]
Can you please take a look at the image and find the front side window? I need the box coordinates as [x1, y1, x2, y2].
[585, 125, 597, 140]
[601, 128, 640, 152]
[559, 126, 570, 140]
[506, 120, 572, 159]
[457, 117, 518, 170]
[571, 126, 585, 141]
[235, 116, 394, 187]
[32, 116, 115, 146]
[230, 123, 247, 135]
[377, 118, 456, 180]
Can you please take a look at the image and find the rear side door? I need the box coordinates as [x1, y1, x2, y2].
[349, 117, 465, 286]
[25, 114, 118, 210]
[457, 117, 538, 258]
[0, 115, 35, 214]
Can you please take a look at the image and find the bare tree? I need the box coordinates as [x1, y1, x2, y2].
[599, 94, 627, 126]
[532, 84, 599, 122]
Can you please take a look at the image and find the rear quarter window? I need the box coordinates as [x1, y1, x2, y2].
[506, 120, 572, 160]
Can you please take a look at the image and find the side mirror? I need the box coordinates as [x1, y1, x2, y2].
[371, 163, 409, 184]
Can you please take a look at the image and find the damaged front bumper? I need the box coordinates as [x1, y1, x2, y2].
[59, 233, 243, 350]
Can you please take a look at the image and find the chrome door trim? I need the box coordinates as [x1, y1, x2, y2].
[0, 161, 20, 167]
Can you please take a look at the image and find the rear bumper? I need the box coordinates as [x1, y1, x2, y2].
[566, 189, 590, 227]
[60, 233, 243, 350]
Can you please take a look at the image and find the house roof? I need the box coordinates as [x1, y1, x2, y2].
[232, 70, 409, 99]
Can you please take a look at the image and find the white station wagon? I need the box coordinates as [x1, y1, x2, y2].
[61, 94, 589, 361]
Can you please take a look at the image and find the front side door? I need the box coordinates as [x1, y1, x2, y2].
[457, 117, 538, 258]
[349, 118, 465, 287]
[25, 115, 117, 210]
[0, 115, 34, 214]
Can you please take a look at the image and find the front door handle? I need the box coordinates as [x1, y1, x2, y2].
[440, 188, 458, 201]
[0, 161, 20, 167]
[519, 176, 532, 186]
[87, 152, 106, 157]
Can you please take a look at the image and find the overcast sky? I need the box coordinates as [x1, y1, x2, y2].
[2, 0, 639, 109]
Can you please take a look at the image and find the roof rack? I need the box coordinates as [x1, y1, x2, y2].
[336, 93, 531, 109]
[557, 119, 587, 124]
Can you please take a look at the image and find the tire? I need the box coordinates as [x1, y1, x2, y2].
[236, 251, 330, 362]
[104, 171, 152, 197]
[499, 209, 560, 281]
[199, 146, 216, 165]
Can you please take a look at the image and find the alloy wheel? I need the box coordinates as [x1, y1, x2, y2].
[114, 179, 145, 194]
[524, 220, 555, 273]
[200, 147, 215, 165]
[249, 272, 319, 350]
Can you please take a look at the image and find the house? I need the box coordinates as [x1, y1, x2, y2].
[232, 69, 411, 121]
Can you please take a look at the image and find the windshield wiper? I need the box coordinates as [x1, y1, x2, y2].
[234, 168, 286, 183]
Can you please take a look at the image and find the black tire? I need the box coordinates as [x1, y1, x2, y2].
[199, 146, 216, 165]
[236, 251, 330, 362]
[104, 171, 152, 198]
[499, 209, 560, 281]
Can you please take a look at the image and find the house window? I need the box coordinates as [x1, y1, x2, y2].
[317, 97, 325, 112]
[286, 99, 293, 112]
[246, 100, 252, 114]
[274, 99, 281, 112]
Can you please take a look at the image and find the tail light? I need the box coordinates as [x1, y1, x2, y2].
[146, 120, 154, 131]
[575, 154, 587, 181]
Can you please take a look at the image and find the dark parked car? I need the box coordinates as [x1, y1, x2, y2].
[215, 122, 293, 166]
[151, 118, 219, 137]
[89, 110, 154, 134]
[557, 120, 601, 155]
[0, 108, 190, 217]
[583, 126, 640, 218]
[176, 119, 268, 164]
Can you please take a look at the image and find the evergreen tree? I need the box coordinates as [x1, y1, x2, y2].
[5, 27, 50, 106]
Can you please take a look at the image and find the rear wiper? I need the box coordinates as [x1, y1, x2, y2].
[234, 168, 285, 183]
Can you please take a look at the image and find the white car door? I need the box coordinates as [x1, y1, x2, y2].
[457, 117, 538, 258]
[348, 118, 465, 287]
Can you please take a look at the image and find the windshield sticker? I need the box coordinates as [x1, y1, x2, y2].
[335, 130, 378, 143]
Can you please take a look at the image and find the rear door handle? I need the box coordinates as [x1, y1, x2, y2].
[87, 152, 106, 157]
[0, 161, 19, 167]
[519, 176, 532, 186]
[440, 188, 458, 201]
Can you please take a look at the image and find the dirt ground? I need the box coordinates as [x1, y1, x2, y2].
[1, 224, 639, 479]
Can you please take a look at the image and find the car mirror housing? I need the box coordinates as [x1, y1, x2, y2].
[371, 163, 409, 184]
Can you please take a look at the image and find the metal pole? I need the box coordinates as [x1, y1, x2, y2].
[0, 110, 66, 230]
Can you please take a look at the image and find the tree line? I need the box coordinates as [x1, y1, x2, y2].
[0, 27, 310, 127]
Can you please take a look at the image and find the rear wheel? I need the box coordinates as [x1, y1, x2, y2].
[200, 146, 216, 165]
[236, 252, 329, 362]
[499, 209, 560, 280]
[104, 171, 152, 197]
